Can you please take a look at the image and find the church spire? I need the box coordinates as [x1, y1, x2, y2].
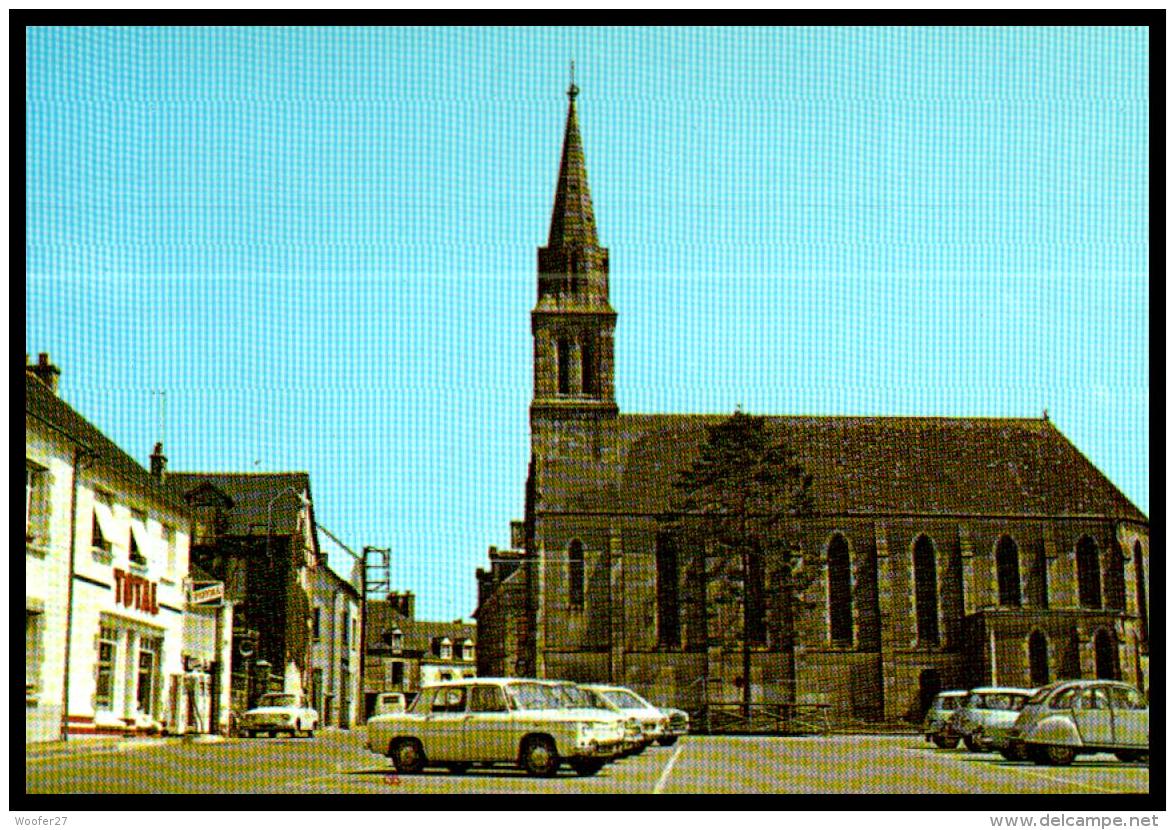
[547, 68, 598, 249]
[531, 75, 617, 419]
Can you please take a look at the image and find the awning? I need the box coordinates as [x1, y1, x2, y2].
[129, 518, 153, 561]
[92, 500, 120, 547]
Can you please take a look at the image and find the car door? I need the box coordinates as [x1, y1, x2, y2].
[1107, 685, 1148, 748]
[426, 685, 469, 761]
[1071, 687, 1114, 748]
[467, 684, 514, 762]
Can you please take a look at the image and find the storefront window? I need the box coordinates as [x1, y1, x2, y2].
[95, 626, 118, 710]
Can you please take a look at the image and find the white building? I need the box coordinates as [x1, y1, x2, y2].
[26, 356, 195, 739]
[311, 560, 361, 728]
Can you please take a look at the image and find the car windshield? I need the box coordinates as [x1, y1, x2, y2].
[967, 693, 1027, 711]
[602, 689, 647, 710]
[505, 681, 564, 711]
[554, 685, 601, 709]
[259, 694, 297, 708]
[938, 696, 962, 710]
[1027, 686, 1060, 706]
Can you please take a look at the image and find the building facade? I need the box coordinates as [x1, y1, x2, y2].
[474, 85, 1151, 721]
[26, 357, 196, 740]
[311, 559, 361, 728]
[362, 592, 476, 718]
[165, 472, 319, 716]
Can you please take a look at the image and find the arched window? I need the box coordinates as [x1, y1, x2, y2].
[827, 534, 853, 646]
[996, 535, 1022, 607]
[568, 540, 584, 609]
[1028, 630, 1050, 686]
[655, 533, 680, 647]
[1104, 541, 1126, 611]
[1134, 542, 1148, 644]
[1076, 536, 1102, 609]
[556, 339, 571, 395]
[1094, 628, 1119, 680]
[913, 535, 939, 646]
[581, 337, 596, 396]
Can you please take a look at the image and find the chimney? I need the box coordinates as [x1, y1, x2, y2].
[150, 442, 167, 481]
[28, 352, 61, 394]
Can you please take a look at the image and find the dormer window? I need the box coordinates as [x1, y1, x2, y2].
[461, 638, 475, 662]
[391, 628, 403, 653]
[440, 637, 452, 660]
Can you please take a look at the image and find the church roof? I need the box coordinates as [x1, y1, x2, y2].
[546, 81, 598, 249]
[164, 471, 312, 536]
[602, 414, 1146, 522]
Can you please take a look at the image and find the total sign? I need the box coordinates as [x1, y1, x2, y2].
[113, 568, 159, 615]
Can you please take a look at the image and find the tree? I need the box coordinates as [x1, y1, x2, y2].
[669, 410, 815, 718]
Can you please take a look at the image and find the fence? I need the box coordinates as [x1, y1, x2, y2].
[691, 701, 833, 736]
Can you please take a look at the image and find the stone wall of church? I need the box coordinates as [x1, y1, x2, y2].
[528, 504, 1147, 721]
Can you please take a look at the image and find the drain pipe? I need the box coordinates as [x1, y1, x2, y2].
[59, 444, 95, 741]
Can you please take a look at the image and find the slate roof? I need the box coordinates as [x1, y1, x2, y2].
[365, 599, 476, 655]
[546, 83, 598, 249]
[601, 414, 1146, 521]
[164, 472, 312, 536]
[24, 373, 191, 515]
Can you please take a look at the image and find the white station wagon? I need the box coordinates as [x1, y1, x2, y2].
[365, 678, 628, 777]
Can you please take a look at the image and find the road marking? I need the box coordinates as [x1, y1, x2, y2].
[653, 743, 684, 794]
[1010, 765, 1143, 795]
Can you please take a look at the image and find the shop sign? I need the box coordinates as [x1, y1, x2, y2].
[188, 582, 224, 605]
[113, 568, 159, 615]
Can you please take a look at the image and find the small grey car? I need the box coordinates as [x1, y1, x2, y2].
[1005, 679, 1148, 766]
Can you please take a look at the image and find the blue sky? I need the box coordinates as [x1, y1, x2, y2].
[25, 27, 1150, 621]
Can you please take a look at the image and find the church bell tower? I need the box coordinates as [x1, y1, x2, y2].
[531, 78, 618, 421]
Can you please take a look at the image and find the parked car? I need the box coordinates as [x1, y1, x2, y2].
[373, 692, 407, 716]
[922, 690, 969, 748]
[538, 680, 646, 755]
[365, 678, 628, 777]
[1005, 679, 1149, 767]
[658, 707, 690, 746]
[238, 693, 318, 738]
[948, 687, 1034, 752]
[583, 684, 671, 748]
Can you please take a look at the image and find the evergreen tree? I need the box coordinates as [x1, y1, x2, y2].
[670, 410, 815, 719]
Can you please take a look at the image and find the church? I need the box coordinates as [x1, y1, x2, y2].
[473, 82, 1150, 723]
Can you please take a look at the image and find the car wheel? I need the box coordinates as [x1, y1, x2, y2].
[1114, 750, 1144, 763]
[1034, 744, 1076, 767]
[521, 736, 560, 777]
[304, 729, 315, 739]
[999, 745, 1027, 762]
[390, 738, 426, 774]
[963, 736, 984, 753]
[656, 736, 678, 747]
[446, 762, 471, 774]
[932, 735, 959, 749]
[570, 758, 605, 776]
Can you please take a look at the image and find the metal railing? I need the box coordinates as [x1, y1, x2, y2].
[691, 702, 833, 736]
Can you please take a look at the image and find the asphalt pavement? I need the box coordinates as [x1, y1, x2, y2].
[24, 729, 1150, 796]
